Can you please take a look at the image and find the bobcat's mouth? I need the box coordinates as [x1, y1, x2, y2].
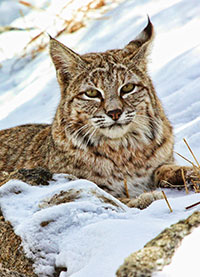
[98, 122, 131, 139]
[100, 122, 128, 129]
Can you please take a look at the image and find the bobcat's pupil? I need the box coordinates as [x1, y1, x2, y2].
[121, 83, 135, 94]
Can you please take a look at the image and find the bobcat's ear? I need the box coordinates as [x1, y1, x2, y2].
[49, 37, 87, 84]
[123, 18, 154, 69]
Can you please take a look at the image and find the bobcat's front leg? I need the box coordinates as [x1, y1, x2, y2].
[154, 164, 198, 190]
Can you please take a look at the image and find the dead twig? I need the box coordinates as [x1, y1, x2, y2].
[185, 201, 200, 210]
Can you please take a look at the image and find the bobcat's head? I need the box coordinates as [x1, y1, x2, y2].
[50, 19, 163, 149]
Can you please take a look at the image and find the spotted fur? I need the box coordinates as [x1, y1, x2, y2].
[0, 20, 193, 198]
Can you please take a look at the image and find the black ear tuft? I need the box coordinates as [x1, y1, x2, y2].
[144, 15, 153, 38]
[122, 18, 154, 68]
[144, 15, 153, 40]
[46, 32, 53, 40]
[134, 16, 154, 46]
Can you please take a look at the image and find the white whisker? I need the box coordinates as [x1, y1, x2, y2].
[85, 127, 97, 147]
[67, 123, 90, 141]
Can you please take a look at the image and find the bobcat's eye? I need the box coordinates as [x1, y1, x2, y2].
[85, 89, 101, 98]
[120, 83, 136, 96]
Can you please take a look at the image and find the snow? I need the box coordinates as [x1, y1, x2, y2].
[0, 0, 200, 276]
[0, 176, 199, 276]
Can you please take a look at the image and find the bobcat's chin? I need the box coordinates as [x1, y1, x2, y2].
[99, 123, 130, 139]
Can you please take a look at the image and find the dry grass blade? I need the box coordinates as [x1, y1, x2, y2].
[87, 0, 105, 9]
[162, 190, 173, 212]
[191, 180, 200, 193]
[183, 138, 200, 167]
[176, 138, 200, 194]
[0, 26, 34, 33]
[160, 179, 184, 189]
[21, 31, 46, 59]
[14, 0, 112, 62]
[19, 0, 44, 11]
[181, 168, 189, 194]
[124, 179, 130, 198]
[25, 32, 44, 46]
[175, 152, 197, 168]
[19, 0, 33, 7]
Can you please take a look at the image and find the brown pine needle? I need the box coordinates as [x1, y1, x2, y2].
[124, 179, 130, 198]
[185, 201, 200, 210]
[181, 168, 189, 194]
[183, 138, 200, 168]
[162, 190, 173, 213]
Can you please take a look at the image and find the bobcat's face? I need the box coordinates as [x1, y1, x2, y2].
[67, 60, 149, 140]
[50, 19, 161, 148]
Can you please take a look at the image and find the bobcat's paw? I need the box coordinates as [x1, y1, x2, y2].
[154, 164, 199, 190]
[120, 191, 163, 209]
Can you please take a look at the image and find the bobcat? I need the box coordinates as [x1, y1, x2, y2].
[0, 19, 195, 199]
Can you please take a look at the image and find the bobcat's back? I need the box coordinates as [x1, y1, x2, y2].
[0, 124, 50, 172]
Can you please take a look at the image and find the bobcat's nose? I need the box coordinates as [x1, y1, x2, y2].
[107, 109, 122, 121]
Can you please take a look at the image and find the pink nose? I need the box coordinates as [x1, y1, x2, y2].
[107, 109, 122, 121]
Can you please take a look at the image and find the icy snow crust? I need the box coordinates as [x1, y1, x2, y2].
[0, 0, 200, 276]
